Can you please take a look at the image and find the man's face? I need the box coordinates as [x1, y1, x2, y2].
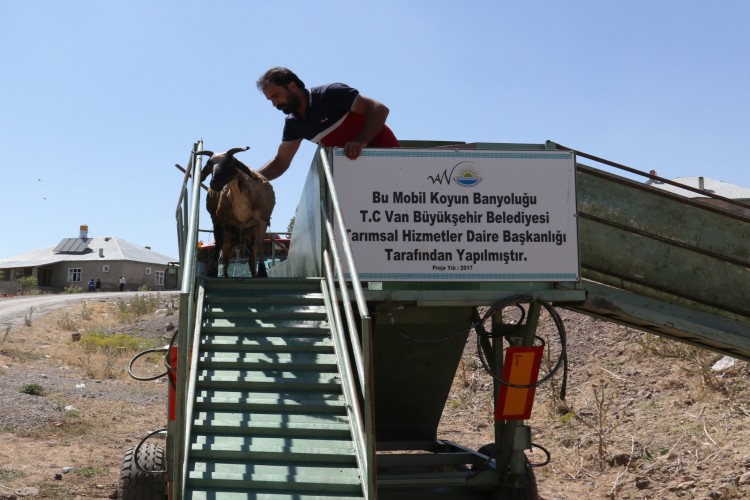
[263, 82, 300, 115]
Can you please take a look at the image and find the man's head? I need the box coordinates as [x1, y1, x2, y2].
[257, 67, 306, 115]
[256, 67, 305, 91]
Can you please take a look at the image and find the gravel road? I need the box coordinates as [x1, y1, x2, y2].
[0, 291, 179, 327]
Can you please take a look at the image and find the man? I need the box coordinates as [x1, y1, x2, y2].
[256, 67, 399, 180]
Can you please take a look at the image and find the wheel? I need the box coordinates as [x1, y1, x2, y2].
[118, 443, 166, 500]
[501, 460, 538, 500]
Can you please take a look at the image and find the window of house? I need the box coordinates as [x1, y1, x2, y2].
[67, 268, 82, 282]
[145, 268, 151, 275]
[154, 271, 164, 286]
[102, 265, 110, 273]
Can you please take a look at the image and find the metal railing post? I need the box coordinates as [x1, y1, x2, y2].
[317, 148, 377, 499]
[171, 140, 203, 500]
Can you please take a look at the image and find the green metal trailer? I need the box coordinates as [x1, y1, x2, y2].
[117, 140, 750, 499]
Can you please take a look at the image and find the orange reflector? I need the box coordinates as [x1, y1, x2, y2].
[495, 346, 544, 421]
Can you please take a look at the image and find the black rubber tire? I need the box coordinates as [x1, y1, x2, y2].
[117, 443, 167, 500]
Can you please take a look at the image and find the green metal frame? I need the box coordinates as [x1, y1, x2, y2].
[170, 140, 204, 500]
[168, 138, 750, 499]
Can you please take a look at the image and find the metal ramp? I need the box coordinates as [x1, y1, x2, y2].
[553, 147, 750, 361]
[183, 278, 365, 500]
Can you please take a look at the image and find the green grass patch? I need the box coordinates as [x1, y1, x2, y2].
[0, 466, 26, 481]
[73, 465, 107, 478]
[19, 383, 45, 396]
[79, 331, 157, 353]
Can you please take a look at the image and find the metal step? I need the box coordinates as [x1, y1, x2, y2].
[192, 410, 352, 438]
[194, 388, 347, 414]
[186, 459, 362, 492]
[198, 351, 338, 371]
[184, 280, 364, 499]
[203, 277, 323, 291]
[204, 292, 325, 305]
[201, 333, 333, 352]
[204, 303, 327, 320]
[201, 324, 330, 335]
[196, 369, 341, 391]
[204, 316, 328, 328]
[186, 488, 364, 500]
[190, 434, 356, 462]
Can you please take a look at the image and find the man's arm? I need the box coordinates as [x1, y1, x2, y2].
[258, 139, 302, 181]
[344, 95, 390, 160]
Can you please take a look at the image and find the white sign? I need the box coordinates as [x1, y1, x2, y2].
[333, 148, 579, 281]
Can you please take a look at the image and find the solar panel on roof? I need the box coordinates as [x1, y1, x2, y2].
[53, 238, 92, 254]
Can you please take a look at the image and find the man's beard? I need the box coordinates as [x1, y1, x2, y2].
[277, 90, 300, 114]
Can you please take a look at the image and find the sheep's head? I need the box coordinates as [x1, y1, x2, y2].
[195, 146, 250, 191]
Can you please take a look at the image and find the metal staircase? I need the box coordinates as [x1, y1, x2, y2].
[183, 277, 365, 500]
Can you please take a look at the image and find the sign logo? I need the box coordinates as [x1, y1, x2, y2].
[427, 161, 482, 187]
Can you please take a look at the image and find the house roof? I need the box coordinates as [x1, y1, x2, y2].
[649, 176, 750, 200]
[0, 236, 177, 269]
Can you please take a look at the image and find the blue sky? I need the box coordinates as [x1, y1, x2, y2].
[2, 1, 748, 259]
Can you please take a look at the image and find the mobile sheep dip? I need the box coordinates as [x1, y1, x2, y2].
[119, 139, 750, 499]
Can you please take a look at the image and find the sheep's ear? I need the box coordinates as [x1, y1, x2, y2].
[200, 164, 212, 182]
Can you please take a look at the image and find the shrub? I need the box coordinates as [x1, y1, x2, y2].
[117, 293, 160, 322]
[57, 314, 78, 332]
[19, 383, 45, 396]
[16, 276, 38, 294]
[79, 332, 151, 353]
[78, 331, 160, 379]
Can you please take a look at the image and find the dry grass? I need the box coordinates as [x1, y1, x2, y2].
[439, 306, 750, 499]
[0, 296, 170, 499]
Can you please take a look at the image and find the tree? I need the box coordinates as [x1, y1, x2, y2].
[16, 276, 38, 295]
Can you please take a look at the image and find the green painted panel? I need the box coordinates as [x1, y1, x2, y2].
[372, 306, 473, 442]
[577, 166, 750, 318]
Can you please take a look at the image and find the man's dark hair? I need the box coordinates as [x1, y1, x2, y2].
[256, 67, 305, 91]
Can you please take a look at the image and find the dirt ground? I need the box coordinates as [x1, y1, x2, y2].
[1, 294, 749, 499]
[439, 307, 750, 500]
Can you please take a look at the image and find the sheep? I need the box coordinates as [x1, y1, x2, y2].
[194, 146, 276, 278]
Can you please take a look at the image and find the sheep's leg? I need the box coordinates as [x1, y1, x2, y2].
[257, 258, 268, 278]
[256, 226, 268, 278]
[207, 224, 222, 278]
[248, 234, 258, 278]
[221, 239, 233, 278]
[215, 225, 229, 278]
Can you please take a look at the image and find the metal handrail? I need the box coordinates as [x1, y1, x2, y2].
[317, 148, 376, 499]
[171, 140, 204, 500]
[180, 283, 205, 497]
[320, 253, 370, 497]
[320, 205, 365, 387]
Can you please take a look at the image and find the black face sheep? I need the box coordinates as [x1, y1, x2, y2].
[195, 146, 276, 278]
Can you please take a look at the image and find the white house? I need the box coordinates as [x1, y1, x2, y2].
[0, 225, 178, 294]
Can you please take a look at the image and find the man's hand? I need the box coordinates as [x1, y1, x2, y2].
[344, 140, 365, 160]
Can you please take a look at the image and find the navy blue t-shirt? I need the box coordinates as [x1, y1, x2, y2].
[282, 83, 359, 144]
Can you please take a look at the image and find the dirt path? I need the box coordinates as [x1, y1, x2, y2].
[0, 292, 177, 327]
